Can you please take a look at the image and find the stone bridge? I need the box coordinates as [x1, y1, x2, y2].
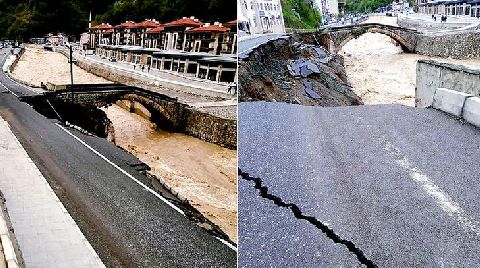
[290, 22, 480, 59]
[26, 83, 236, 149]
[317, 23, 420, 54]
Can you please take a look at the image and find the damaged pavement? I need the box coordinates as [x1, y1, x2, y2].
[238, 102, 480, 267]
[239, 35, 362, 106]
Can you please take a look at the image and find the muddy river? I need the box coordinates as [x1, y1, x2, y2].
[102, 104, 237, 243]
[341, 19, 480, 106]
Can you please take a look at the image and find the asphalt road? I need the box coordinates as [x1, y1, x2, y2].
[239, 101, 480, 267]
[238, 34, 286, 59]
[0, 48, 236, 267]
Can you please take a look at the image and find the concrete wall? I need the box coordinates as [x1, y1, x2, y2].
[416, 59, 480, 107]
[415, 31, 480, 59]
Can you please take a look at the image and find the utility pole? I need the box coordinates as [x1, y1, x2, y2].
[66, 42, 74, 103]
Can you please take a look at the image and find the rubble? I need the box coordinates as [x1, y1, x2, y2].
[239, 35, 362, 106]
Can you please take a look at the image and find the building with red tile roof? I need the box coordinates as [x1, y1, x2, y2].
[163, 17, 203, 28]
[89, 16, 237, 83]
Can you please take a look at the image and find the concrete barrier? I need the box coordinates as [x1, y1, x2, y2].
[463, 97, 480, 128]
[429, 87, 480, 129]
[432, 88, 470, 116]
[416, 60, 480, 108]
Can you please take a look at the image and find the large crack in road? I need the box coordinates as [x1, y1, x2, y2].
[238, 168, 377, 268]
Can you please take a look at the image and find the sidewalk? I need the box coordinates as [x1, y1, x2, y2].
[0, 117, 104, 267]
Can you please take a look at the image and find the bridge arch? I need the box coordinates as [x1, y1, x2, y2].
[335, 27, 411, 54]
[319, 24, 417, 55]
[116, 93, 182, 131]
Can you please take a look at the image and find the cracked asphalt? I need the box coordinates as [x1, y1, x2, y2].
[239, 101, 480, 267]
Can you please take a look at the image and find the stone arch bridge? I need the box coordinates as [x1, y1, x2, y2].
[314, 23, 420, 54]
[24, 84, 236, 149]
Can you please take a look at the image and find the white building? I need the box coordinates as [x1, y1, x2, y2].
[327, 0, 340, 16]
[314, 0, 341, 21]
[238, 0, 286, 35]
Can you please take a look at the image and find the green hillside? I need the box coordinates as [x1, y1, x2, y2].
[281, 0, 322, 29]
[0, 0, 235, 40]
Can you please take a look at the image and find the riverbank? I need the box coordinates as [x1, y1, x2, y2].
[341, 32, 480, 106]
[103, 104, 237, 242]
[11, 45, 110, 87]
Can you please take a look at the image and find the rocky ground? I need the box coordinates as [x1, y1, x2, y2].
[239, 36, 362, 106]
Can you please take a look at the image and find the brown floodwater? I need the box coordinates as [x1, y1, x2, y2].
[340, 32, 480, 106]
[102, 104, 238, 243]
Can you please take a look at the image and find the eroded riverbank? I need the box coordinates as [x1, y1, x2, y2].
[102, 104, 237, 242]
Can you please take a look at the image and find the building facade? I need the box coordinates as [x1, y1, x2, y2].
[418, 0, 480, 17]
[238, 0, 286, 34]
[88, 17, 237, 83]
[314, 0, 344, 21]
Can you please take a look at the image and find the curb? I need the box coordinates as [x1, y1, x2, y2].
[0, 119, 105, 268]
[432, 88, 470, 116]
[431, 87, 480, 128]
[0, 192, 24, 268]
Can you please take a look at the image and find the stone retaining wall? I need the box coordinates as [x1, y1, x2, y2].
[415, 31, 480, 59]
[50, 91, 237, 149]
[312, 23, 480, 59]
[8, 48, 25, 73]
[119, 94, 237, 149]
[416, 59, 480, 107]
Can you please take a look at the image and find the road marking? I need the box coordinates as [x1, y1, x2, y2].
[57, 123, 238, 251]
[0, 80, 19, 98]
[384, 141, 480, 236]
[215, 237, 237, 252]
[55, 123, 186, 216]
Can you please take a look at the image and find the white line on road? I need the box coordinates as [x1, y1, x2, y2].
[55, 123, 186, 216]
[384, 141, 480, 236]
[0, 81, 19, 98]
[215, 237, 238, 252]
[57, 123, 239, 251]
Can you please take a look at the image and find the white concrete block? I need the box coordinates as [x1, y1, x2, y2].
[463, 97, 480, 128]
[432, 88, 471, 116]
[0, 235, 15, 262]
